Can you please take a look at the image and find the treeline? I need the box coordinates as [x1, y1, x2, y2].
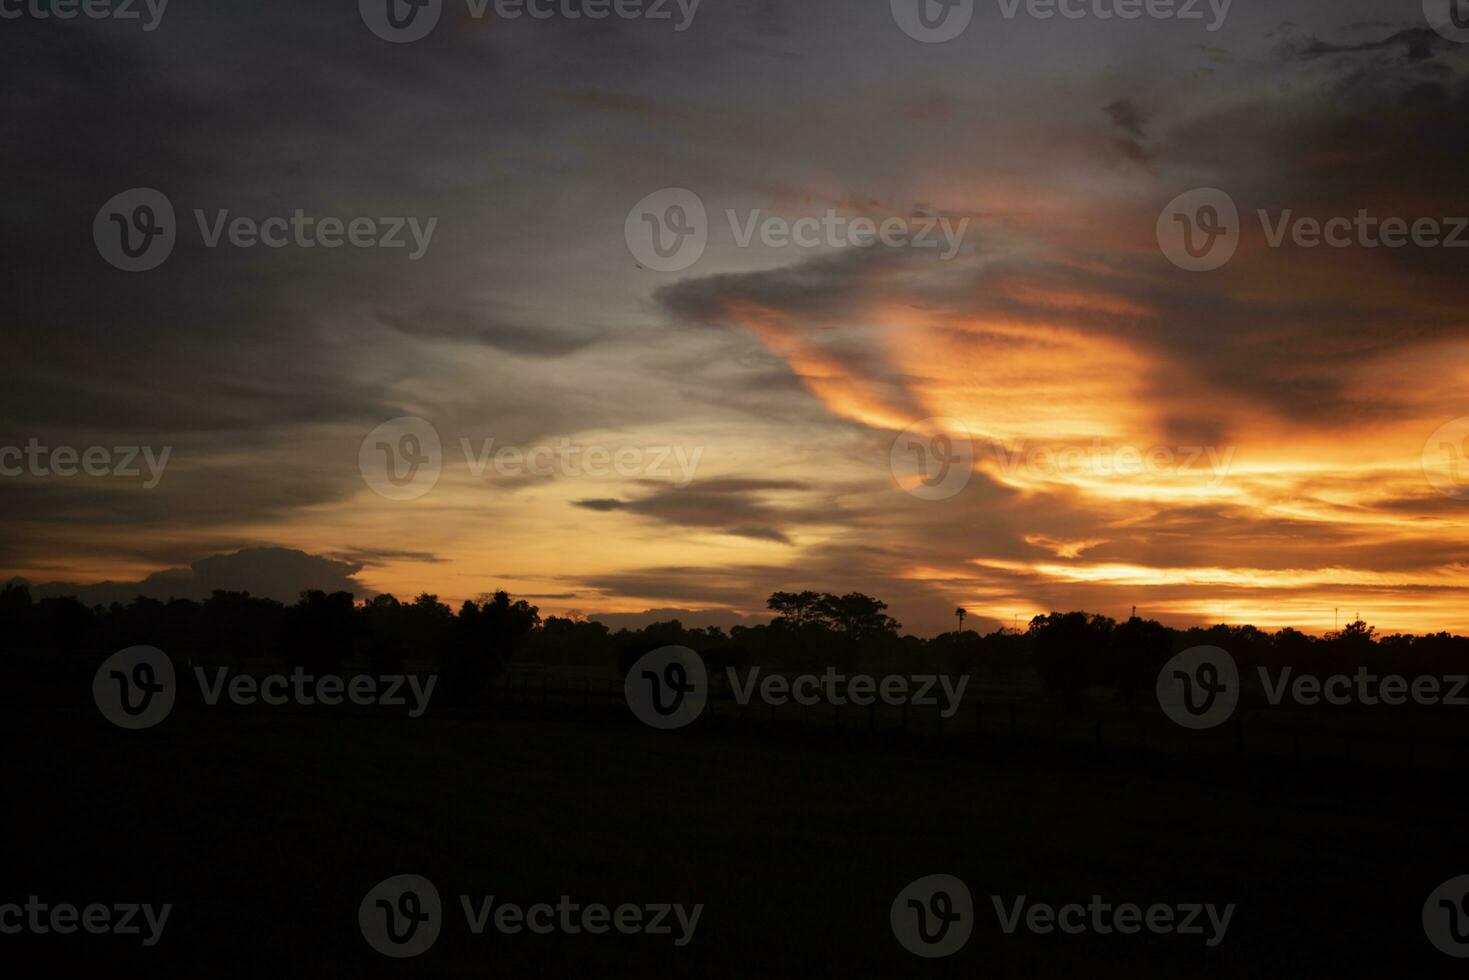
[4, 583, 1468, 704]
[0, 584, 539, 704]
[1022, 612, 1469, 711]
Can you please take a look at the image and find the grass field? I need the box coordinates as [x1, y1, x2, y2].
[5, 661, 1467, 976]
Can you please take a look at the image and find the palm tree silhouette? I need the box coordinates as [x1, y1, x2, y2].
[955, 607, 967, 631]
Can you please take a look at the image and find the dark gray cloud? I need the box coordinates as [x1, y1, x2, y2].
[375, 303, 604, 357]
[573, 478, 825, 544]
[1287, 27, 1446, 61]
[583, 606, 773, 632]
[22, 547, 367, 605]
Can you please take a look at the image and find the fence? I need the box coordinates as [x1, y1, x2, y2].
[486, 668, 1468, 770]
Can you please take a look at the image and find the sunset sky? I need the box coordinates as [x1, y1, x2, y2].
[7, 0, 1469, 635]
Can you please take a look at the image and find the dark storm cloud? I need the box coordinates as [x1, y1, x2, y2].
[659, 246, 900, 323]
[573, 498, 623, 512]
[331, 546, 446, 566]
[572, 564, 793, 608]
[1286, 27, 1447, 61]
[375, 303, 603, 357]
[585, 606, 773, 631]
[573, 478, 824, 544]
[23, 547, 367, 605]
[1104, 99, 1148, 140]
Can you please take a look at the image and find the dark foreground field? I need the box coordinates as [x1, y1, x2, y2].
[5, 666, 1466, 977]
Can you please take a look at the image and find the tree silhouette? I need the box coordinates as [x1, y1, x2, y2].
[1108, 614, 1170, 711]
[439, 591, 540, 704]
[1030, 611, 1114, 712]
[818, 593, 901, 643]
[280, 590, 357, 674]
[767, 591, 827, 628]
[7, 579, 1468, 713]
